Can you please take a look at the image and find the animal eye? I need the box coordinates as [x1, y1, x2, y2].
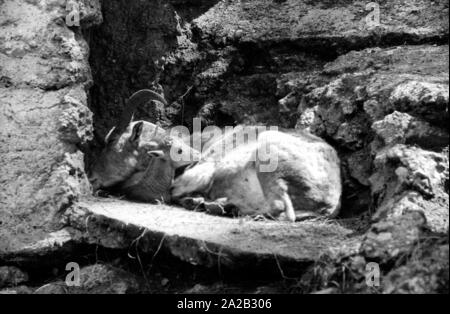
[178, 149, 183, 154]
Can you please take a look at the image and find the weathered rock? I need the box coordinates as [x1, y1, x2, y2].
[195, 0, 448, 47]
[0, 266, 28, 288]
[65, 198, 361, 271]
[371, 111, 448, 152]
[0, 285, 33, 294]
[383, 242, 449, 294]
[370, 145, 449, 233]
[361, 212, 427, 263]
[293, 45, 449, 217]
[34, 264, 142, 294]
[299, 223, 449, 293]
[302, 45, 449, 143]
[0, 228, 82, 265]
[87, 0, 196, 137]
[156, 0, 449, 130]
[177, 1, 448, 128]
[0, 0, 101, 255]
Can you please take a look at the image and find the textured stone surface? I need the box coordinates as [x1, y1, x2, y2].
[303, 45, 449, 136]
[66, 198, 360, 269]
[194, 0, 448, 46]
[87, 0, 194, 138]
[0, 285, 33, 294]
[34, 264, 141, 294]
[171, 0, 449, 128]
[293, 212, 448, 293]
[0, 228, 81, 264]
[383, 242, 449, 294]
[370, 145, 449, 233]
[361, 211, 427, 262]
[371, 111, 448, 151]
[0, 266, 28, 288]
[295, 45, 449, 217]
[0, 0, 101, 254]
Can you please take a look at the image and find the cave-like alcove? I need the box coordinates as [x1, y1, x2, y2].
[82, 0, 373, 221]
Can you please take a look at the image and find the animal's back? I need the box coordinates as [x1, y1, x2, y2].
[258, 131, 341, 216]
[172, 127, 342, 219]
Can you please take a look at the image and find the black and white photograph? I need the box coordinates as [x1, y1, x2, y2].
[0, 0, 448, 298]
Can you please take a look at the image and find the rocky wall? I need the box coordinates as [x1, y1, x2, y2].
[0, 0, 102, 254]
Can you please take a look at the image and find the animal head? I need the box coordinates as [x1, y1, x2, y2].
[171, 161, 216, 198]
[87, 89, 198, 195]
[87, 90, 168, 191]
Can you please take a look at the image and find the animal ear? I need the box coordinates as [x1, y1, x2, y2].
[147, 150, 165, 158]
[129, 122, 144, 144]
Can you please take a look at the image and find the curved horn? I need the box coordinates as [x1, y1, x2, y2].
[129, 89, 167, 107]
[116, 89, 167, 132]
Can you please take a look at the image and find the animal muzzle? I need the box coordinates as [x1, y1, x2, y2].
[169, 184, 184, 199]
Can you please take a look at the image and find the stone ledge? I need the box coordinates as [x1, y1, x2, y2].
[64, 198, 361, 271]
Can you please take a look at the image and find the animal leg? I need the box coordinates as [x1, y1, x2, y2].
[178, 196, 206, 211]
[203, 198, 229, 216]
[256, 173, 296, 222]
[178, 196, 230, 216]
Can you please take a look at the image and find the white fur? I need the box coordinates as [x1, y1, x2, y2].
[171, 161, 216, 197]
[172, 129, 342, 220]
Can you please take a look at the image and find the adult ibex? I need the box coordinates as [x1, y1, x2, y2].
[87, 89, 198, 203]
[171, 126, 342, 222]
